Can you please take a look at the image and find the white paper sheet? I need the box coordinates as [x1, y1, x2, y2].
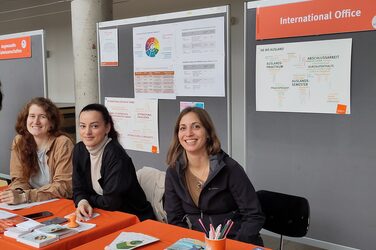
[105, 97, 159, 153]
[107, 232, 159, 250]
[132, 16, 225, 99]
[0, 199, 58, 211]
[133, 23, 176, 99]
[256, 38, 352, 114]
[99, 28, 119, 66]
[63, 221, 96, 232]
[175, 17, 225, 97]
[0, 210, 17, 219]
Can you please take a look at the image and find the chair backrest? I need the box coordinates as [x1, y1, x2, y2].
[136, 166, 167, 223]
[257, 190, 310, 237]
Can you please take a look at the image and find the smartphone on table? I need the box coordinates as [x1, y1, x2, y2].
[41, 217, 68, 225]
[23, 211, 53, 220]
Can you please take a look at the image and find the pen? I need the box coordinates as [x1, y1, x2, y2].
[198, 218, 208, 236]
[209, 224, 215, 239]
[223, 220, 234, 238]
[219, 219, 231, 239]
[214, 224, 222, 239]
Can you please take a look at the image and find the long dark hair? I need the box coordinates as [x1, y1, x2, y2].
[80, 103, 119, 140]
[14, 97, 64, 177]
[166, 107, 221, 167]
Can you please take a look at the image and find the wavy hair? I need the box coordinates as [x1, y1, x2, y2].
[80, 103, 119, 140]
[166, 107, 221, 167]
[14, 97, 64, 177]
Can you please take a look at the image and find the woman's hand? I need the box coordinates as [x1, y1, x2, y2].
[0, 189, 26, 205]
[76, 199, 93, 221]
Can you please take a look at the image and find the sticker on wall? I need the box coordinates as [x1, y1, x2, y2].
[180, 101, 205, 112]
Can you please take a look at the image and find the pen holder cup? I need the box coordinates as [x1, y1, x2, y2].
[205, 236, 226, 250]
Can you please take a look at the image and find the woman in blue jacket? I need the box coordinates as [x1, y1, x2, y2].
[164, 107, 265, 245]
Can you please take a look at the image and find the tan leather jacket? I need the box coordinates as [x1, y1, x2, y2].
[9, 134, 74, 202]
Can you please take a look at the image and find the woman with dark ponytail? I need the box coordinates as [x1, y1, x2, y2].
[72, 104, 154, 221]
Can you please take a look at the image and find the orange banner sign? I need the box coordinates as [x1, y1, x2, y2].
[0, 36, 31, 60]
[256, 0, 376, 40]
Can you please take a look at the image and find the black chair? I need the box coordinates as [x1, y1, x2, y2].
[257, 190, 310, 250]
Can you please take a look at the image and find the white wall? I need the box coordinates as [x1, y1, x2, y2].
[0, 1, 74, 103]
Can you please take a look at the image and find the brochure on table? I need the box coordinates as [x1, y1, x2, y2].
[107, 232, 159, 250]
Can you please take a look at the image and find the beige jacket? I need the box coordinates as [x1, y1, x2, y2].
[136, 166, 167, 223]
[9, 134, 74, 202]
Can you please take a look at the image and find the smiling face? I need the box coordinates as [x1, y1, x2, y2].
[178, 111, 208, 157]
[79, 110, 110, 148]
[26, 104, 51, 140]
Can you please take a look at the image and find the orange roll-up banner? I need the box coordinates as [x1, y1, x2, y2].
[0, 36, 31, 60]
[256, 0, 376, 40]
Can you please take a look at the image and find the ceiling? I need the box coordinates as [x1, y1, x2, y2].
[0, 0, 71, 23]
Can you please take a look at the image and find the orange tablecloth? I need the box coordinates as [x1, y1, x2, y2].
[0, 195, 139, 250]
[73, 219, 270, 250]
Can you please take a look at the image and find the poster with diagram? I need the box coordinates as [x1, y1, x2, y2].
[256, 38, 352, 114]
[133, 16, 225, 99]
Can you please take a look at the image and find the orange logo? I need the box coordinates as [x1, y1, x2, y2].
[336, 104, 347, 114]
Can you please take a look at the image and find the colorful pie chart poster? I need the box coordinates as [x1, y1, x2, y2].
[133, 16, 225, 99]
[145, 37, 160, 57]
[133, 23, 176, 99]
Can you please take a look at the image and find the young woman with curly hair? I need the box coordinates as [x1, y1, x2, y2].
[0, 97, 74, 204]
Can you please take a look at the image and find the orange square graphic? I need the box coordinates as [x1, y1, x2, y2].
[336, 104, 347, 114]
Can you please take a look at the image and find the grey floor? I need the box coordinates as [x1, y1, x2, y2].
[262, 234, 326, 250]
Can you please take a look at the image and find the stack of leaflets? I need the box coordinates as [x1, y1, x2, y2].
[107, 232, 159, 250]
[0, 210, 18, 219]
[4, 219, 44, 239]
[16, 219, 43, 231]
[4, 226, 29, 239]
[0, 215, 27, 233]
[16, 231, 59, 248]
[165, 238, 205, 250]
[35, 224, 78, 239]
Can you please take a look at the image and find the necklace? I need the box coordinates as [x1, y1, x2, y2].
[189, 164, 209, 190]
[196, 179, 204, 190]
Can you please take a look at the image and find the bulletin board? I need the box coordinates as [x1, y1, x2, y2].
[0, 30, 46, 178]
[245, 1, 376, 249]
[97, 6, 230, 170]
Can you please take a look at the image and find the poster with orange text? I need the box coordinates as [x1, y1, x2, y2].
[105, 97, 159, 153]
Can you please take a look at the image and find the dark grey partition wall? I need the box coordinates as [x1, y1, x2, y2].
[0, 30, 46, 178]
[245, 2, 375, 250]
[98, 7, 230, 171]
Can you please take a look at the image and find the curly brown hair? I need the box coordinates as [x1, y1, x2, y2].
[166, 107, 221, 167]
[14, 97, 64, 177]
